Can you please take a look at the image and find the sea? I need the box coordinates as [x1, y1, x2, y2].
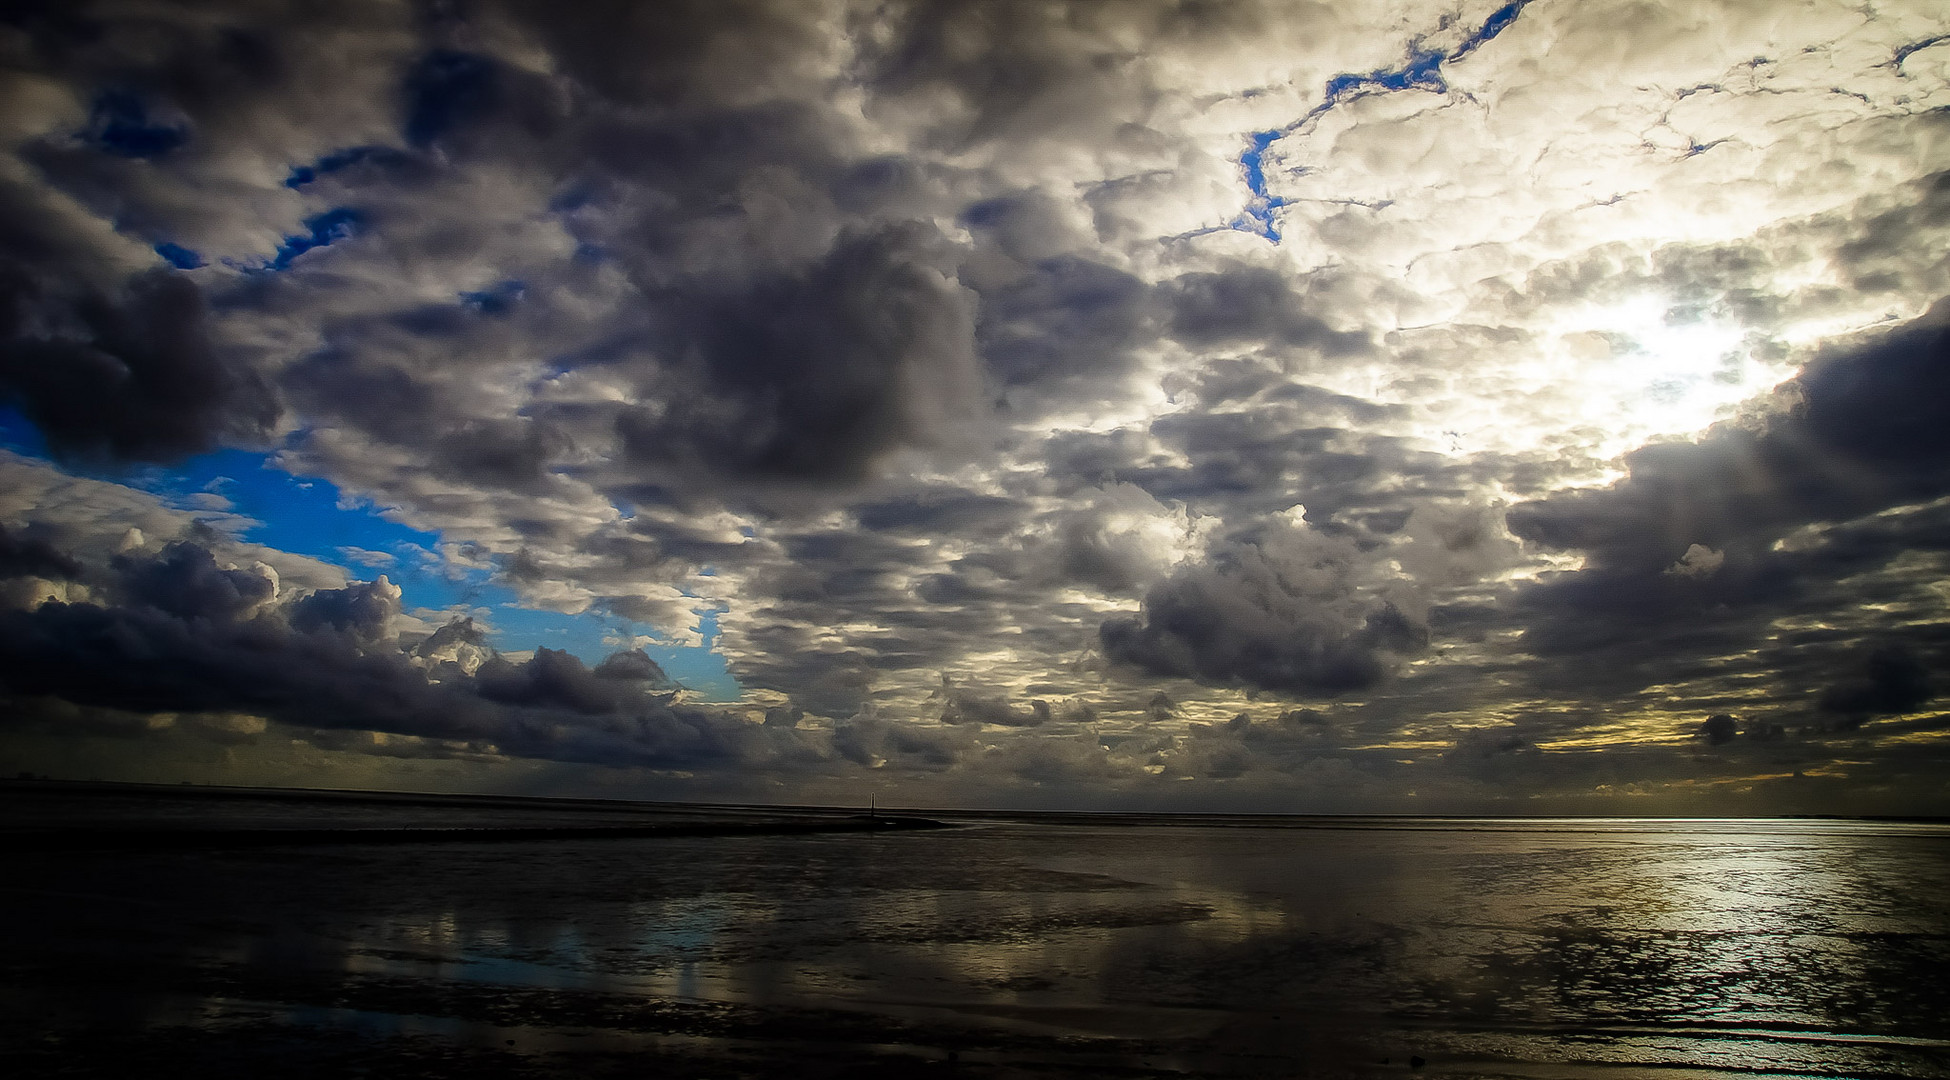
[3, 780, 1947, 1078]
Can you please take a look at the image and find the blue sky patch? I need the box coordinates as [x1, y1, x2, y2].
[86, 90, 188, 158]
[460, 280, 526, 316]
[154, 242, 204, 269]
[1236, 130, 1291, 241]
[139, 448, 738, 696]
[262, 207, 362, 271]
[1455, 1, 1529, 61]
[0, 405, 50, 457]
[285, 145, 410, 188]
[1230, 0, 1532, 243]
[0, 410, 738, 698]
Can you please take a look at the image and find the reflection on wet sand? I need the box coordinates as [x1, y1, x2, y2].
[3, 787, 1948, 1077]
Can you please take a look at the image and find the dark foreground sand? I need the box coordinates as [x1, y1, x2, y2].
[5, 782, 1949, 1078]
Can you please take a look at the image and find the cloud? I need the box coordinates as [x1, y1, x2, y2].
[1664, 544, 1723, 578]
[289, 575, 401, 643]
[0, 530, 772, 771]
[1, 0, 1947, 810]
[1101, 516, 1427, 695]
[0, 264, 277, 462]
[1506, 301, 1950, 674]
[115, 540, 279, 622]
[592, 647, 675, 686]
[614, 221, 984, 484]
[1164, 264, 1370, 356]
[0, 524, 80, 581]
[935, 678, 1051, 728]
[1819, 645, 1932, 724]
[1700, 713, 1737, 745]
[0, 452, 346, 594]
[977, 252, 1155, 403]
[832, 713, 969, 772]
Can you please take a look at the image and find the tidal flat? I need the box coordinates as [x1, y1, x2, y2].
[3, 782, 1948, 1078]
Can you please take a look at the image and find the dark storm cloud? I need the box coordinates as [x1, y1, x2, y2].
[180, 0, 1346, 515]
[831, 713, 966, 771]
[276, 316, 535, 476]
[592, 648, 674, 685]
[0, 256, 276, 462]
[0, 2, 295, 464]
[1504, 300, 1950, 701]
[2, 0, 415, 262]
[864, 0, 1196, 151]
[936, 679, 1050, 727]
[853, 489, 1024, 537]
[0, 533, 786, 771]
[707, 473, 1214, 721]
[1833, 169, 1950, 292]
[1146, 412, 1375, 497]
[493, 0, 838, 108]
[1511, 299, 1950, 582]
[1165, 358, 1389, 417]
[476, 647, 661, 716]
[1700, 713, 1738, 745]
[1102, 520, 1427, 695]
[1151, 706, 1365, 781]
[0, 591, 432, 726]
[1036, 509, 1168, 595]
[616, 222, 983, 484]
[1133, 416, 1466, 531]
[431, 420, 563, 490]
[401, 49, 506, 150]
[0, 524, 79, 581]
[976, 254, 1155, 393]
[959, 191, 1091, 263]
[1, 0, 380, 132]
[288, 576, 402, 644]
[0, 600, 755, 770]
[1030, 385, 1465, 556]
[1165, 264, 1370, 356]
[1818, 645, 1933, 724]
[1538, 299, 1950, 540]
[115, 540, 276, 621]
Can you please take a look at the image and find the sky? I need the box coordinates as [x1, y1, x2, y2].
[1, 0, 1948, 814]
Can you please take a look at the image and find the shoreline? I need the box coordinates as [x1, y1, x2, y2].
[7, 776, 1947, 826]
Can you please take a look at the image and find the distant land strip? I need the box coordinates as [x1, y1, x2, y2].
[2, 815, 952, 852]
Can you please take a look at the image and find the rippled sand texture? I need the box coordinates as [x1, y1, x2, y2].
[3, 794, 1947, 1077]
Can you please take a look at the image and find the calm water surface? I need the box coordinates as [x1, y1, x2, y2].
[3, 787, 1947, 1077]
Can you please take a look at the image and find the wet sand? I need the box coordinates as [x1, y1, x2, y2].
[4, 782, 1949, 1077]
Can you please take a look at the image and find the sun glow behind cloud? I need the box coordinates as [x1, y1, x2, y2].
[1393, 293, 1802, 466]
[1554, 295, 1783, 453]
